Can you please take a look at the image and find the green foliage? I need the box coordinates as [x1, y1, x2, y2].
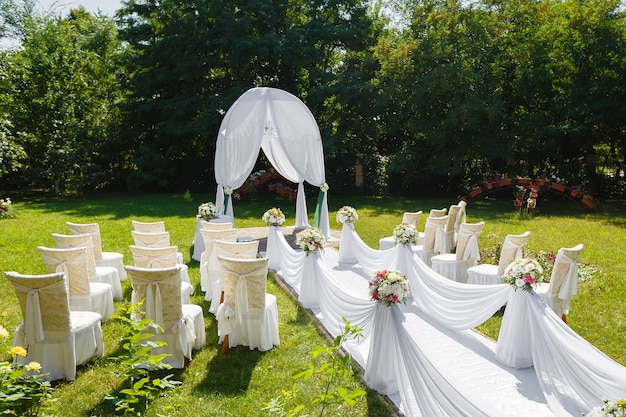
[0, 313, 56, 417]
[263, 317, 367, 417]
[105, 302, 181, 416]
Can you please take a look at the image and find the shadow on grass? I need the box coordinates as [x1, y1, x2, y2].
[194, 347, 264, 396]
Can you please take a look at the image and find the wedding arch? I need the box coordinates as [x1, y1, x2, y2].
[214, 87, 330, 238]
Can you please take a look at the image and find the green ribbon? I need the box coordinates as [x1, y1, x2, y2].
[312, 190, 324, 229]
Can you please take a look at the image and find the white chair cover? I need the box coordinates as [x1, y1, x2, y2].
[215, 256, 279, 351]
[6, 271, 104, 381]
[467, 232, 530, 285]
[208, 239, 260, 314]
[414, 215, 449, 267]
[199, 228, 237, 296]
[535, 244, 584, 317]
[51, 232, 122, 300]
[379, 211, 424, 250]
[132, 220, 166, 233]
[129, 245, 194, 304]
[200, 219, 234, 230]
[66, 221, 126, 280]
[38, 246, 114, 320]
[430, 222, 485, 283]
[126, 266, 205, 368]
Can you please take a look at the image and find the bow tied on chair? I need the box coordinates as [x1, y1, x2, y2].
[25, 289, 45, 344]
[144, 281, 165, 330]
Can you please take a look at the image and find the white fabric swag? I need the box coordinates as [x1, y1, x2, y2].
[214, 87, 330, 237]
[267, 220, 626, 417]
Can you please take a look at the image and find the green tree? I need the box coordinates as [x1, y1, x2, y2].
[1, 8, 124, 192]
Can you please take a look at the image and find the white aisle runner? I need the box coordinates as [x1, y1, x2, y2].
[280, 248, 554, 417]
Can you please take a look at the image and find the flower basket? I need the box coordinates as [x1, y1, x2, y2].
[469, 189, 483, 198]
[581, 198, 596, 209]
[551, 183, 566, 192]
[392, 223, 417, 246]
[336, 206, 358, 224]
[368, 269, 409, 306]
[498, 179, 513, 187]
[502, 258, 545, 292]
[262, 207, 285, 226]
[297, 228, 326, 256]
[535, 179, 547, 187]
[570, 190, 581, 199]
[517, 178, 531, 186]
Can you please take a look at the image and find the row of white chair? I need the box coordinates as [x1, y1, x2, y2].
[380, 207, 584, 321]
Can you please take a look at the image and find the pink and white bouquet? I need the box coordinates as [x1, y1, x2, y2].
[336, 206, 358, 224]
[369, 269, 409, 306]
[297, 228, 326, 255]
[502, 258, 545, 292]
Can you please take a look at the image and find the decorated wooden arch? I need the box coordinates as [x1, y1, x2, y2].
[461, 177, 596, 209]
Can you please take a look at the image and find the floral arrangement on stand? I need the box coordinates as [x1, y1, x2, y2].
[262, 207, 285, 227]
[336, 206, 358, 224]
[392, 222, 417, 246]
[1, 312, 55, 415]
[0, 198, 13, 219]
[502, 258, 546, 292]
[297, 228, 326, 256]
[585, 399, 626, 417]
[198, 202, 219, 221]
[368, 269, 410, 306]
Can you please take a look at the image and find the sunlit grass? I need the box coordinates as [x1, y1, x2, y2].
[0, 190, 624, 415]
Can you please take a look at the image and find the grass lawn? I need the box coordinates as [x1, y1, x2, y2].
[0, 190, 624, 416]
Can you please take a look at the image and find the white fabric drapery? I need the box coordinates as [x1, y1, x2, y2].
[214, 87, 330, 237]
[267, 222, 626, 417]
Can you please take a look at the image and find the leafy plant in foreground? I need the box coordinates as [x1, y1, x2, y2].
[263, 317, 367, 417]
[105, 302, 181, 416]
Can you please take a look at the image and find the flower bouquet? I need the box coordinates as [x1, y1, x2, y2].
[502, 258, 545, 292]
[585, 399, 626, 417]
[198, 202, 219, 221]
[297, 228, 326, 255]
[336, 206, 358, 224]
[392, 222, 417, 246]
[0, 198, 13, 219]
[262, 207, 285, 227]
[368, 269, 409, 306]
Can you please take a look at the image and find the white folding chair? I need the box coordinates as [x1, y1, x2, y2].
[216, 256, 279, 353]
[38, 246, 114, 321]
[132, 220, 166, 233]
[51, 232, 123, 300]
[430, 222, 486, 283]
[129, 245, 194, 303]
[467, 231, 530, 285]
[65, 221, 126, 280]
[126, 265, 206, 368]
[535, 244, 584, 322]
[199, 228, 237, 296]
[5, 271, 104, 381]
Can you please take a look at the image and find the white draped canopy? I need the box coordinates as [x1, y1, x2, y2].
[214, 87, 330, 237]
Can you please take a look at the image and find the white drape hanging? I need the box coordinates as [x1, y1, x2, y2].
[214, 87, 330, 236]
